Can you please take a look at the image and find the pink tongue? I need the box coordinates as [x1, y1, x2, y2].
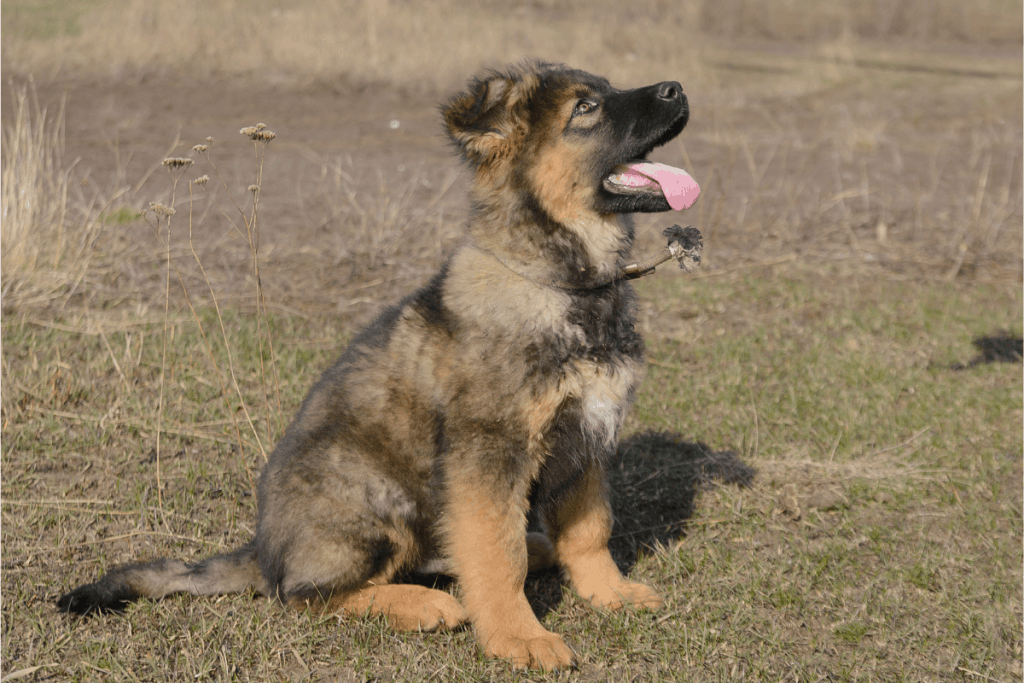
[626, 162, 700, 211]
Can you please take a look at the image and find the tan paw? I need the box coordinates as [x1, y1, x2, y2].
[385, 587, 468, 631]
[485, 630, 576, 670]
[341, 584, 467, 632]
[584, 580, 663, 611]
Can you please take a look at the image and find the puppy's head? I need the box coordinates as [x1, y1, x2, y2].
[442, 61, 697, 220]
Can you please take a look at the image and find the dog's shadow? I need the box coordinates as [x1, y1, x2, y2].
[525, 431, 756, 618]
[950, 332, 1023, 369]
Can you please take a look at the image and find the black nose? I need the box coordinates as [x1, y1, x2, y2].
[657, 81, 682, 101]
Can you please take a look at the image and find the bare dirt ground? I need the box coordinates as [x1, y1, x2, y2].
[6, 74, 468, 321]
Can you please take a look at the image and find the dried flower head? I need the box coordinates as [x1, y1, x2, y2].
[240, 125, 276, 143]
[192, 144, 209, 154]
[248, 185, 259, 194]
[193, 175, 210, 186]
[162, 157, 194, 170]
[205, 136, 214, 144]
[149, 202, 176, 217]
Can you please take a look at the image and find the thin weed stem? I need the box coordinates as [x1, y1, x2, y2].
[157, 196, 172, 515]
[183, 157, 270, 463]
[185, 180, 257, 494]
[244, 131, 284, 446]
[146, 202, 269, 470]
[152, 158, 192, 519]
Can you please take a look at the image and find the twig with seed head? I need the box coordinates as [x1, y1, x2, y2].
[240, 126, 276, 144]
[162, 157, 194, 171]
[240, 125, 282, 440]
[183, 179, 258, 489]
[148, 202, 176, 218]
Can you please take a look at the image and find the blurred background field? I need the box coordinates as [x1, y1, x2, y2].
[2, 0, 1021, 314]
[3, 0, 1021, 88]
[1, 1, 1021, 681]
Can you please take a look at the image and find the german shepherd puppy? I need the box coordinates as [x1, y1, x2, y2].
[58, 61, 700, 670]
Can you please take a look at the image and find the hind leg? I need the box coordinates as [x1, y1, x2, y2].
[270, 500, 466, 631]
[320, 530, 549, 632]
[542, 462, 662, 610]
[281, 540, 467, 631]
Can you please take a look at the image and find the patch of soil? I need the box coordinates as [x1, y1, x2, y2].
[6, 74, 472, 323]
[5, 57, 1021, 328]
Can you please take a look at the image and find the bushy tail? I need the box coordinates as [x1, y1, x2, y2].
[57, 541, 262, 615]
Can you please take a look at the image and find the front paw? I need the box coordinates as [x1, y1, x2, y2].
[584, 580, 663, 611]
[484, 630, 576, 670]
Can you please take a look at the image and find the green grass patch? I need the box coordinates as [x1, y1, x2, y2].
[1, 0, 104, 40]
[634, 268, 1021, 470]
[101, 206, 143, 226]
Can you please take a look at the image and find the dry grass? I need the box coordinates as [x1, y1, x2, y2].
[695, 0, 1019, 43]
[299, 152, 461, 278]
[0, 81, 113, 310]
[2, 0, 1020, 89]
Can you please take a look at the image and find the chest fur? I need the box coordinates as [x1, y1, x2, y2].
[559, 358, 641, 446]
[443, 247, 645, 445]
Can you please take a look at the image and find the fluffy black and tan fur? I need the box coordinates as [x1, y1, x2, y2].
[58, 61, 693, 670]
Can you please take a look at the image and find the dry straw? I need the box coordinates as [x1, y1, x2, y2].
[2, 0, 1018, 94]
[0, 82, 116, 308]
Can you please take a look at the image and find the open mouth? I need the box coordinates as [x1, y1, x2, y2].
[603, 161, 700, 211]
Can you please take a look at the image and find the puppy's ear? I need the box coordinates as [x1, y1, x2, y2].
[442, 64, 541, 167]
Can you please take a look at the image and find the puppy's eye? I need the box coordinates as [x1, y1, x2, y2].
[573, 100, 597, 116]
